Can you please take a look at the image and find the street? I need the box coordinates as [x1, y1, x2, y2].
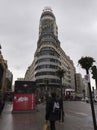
[0, 101, 97, 130]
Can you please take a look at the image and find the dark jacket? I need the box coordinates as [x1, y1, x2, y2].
[45, 96, 61, 121]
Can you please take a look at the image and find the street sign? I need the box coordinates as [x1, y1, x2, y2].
[84, 74, 90, 83]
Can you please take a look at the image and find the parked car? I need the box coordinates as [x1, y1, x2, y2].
[94, 95, 97, 102]
[85, 97, 90, 103]
[85, 97, 95, 103]
[81, 97, 93, 103]
[81, 97, 89, 102]
[82, 96, 97, 103]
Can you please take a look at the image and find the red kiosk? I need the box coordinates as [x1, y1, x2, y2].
[12, 81, 37, 112]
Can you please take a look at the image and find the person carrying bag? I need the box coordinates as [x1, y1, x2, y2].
[45, 92, 62, 130]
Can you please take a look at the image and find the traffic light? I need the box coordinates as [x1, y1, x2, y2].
[91, 65, 97, 79]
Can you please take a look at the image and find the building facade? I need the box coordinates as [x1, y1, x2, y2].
[6, 69, 13, 91]
[82, 78, 89, 98]
[75, 73, 84, 94]
[25, 7, 76, 91]
[0, 47, 7, 98]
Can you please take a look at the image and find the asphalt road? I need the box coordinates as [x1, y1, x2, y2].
[0, 101, 97, 130]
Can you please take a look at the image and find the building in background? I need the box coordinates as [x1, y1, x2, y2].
[24, 60, 36, 81]
[82, 78, 89, 98]
[75, 73, 83, 94]
[17, 78, 25, 81]
[0, 46, 7, 96]
[0, 46, 14, 101]
[6, 69, 13, 91]
[24, 7, 76, 95]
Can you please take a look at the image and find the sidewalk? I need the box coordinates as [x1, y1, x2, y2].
[0, 102, 94, 130]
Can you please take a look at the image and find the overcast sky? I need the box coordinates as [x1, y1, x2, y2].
[0, 0, 97, 87]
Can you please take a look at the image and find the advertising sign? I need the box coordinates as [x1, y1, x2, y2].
[13, 93, 37, 111]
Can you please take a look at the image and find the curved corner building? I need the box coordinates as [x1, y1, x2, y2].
[25, 7, 76, 90]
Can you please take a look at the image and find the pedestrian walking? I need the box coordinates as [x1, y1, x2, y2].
[45, 92, 62, 130]
[0, 100, 4, 115]
[0, 95, 5, 115]
[0, 100, 2, 115]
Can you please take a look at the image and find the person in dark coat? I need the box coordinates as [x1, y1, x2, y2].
[45, 92, 62, 130]
[0, 100, 2, 115]
[0, 95, 5, 115]
[0, 99, 4, 115]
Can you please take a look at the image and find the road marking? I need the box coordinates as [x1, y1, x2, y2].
[75, 112, 88, 116]
[66, 110, 88, 116]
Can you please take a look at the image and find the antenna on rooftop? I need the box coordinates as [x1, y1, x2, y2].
[43, 6, 53, 12]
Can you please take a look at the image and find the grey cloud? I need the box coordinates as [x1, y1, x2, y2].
[0, 0, 97, 84]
